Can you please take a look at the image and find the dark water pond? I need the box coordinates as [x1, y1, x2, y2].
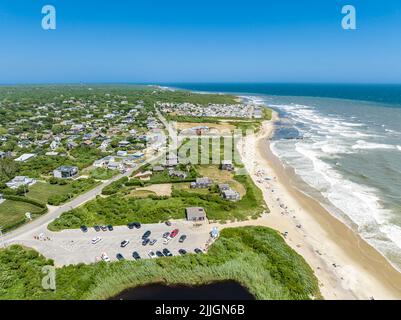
[109, 281, 255, 300]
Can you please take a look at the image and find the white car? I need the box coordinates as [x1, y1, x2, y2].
[163, 237, 171, 245]
[148, 250, 156, 258]
[101, 252, 110, 262]
[92, 237, 102, 244]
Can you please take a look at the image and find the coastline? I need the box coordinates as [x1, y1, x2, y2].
[233, 111, 401, 299]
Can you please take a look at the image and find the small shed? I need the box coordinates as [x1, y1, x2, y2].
[186, 207, 206, 222]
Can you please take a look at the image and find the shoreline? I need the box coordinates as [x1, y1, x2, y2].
[235, 111, 401, 299]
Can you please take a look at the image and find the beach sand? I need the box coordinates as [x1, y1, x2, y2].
[220, 111, 401, 299]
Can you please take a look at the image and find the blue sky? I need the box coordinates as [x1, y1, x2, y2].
[1, 0, 401, 84]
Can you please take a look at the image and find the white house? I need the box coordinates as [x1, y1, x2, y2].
[15, 153, 36, 162]
[6, 176, 36, 189]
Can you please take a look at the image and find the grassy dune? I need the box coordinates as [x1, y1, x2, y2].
[0, 226, 321, 300]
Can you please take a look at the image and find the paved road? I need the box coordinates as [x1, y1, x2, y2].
[2, 167, 135, 244]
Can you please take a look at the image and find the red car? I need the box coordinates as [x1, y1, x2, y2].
[170, 229, 179, 238]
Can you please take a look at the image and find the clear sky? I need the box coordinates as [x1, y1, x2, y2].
[1, 0, 401, 84]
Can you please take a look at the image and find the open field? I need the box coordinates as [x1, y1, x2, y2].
[0, 226, 321, 300]
[134, 183, 172, 197]
[0, 200, 43, 231]
[27, 182, 72, 203]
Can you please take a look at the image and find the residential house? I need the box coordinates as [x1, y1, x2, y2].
[168, 170, 188, 179]
[190, 177, 212, 189]
[15, 153, 36, 162]
[221, 160, 234, 171]
[53, 166, 78, 179]
[134, 171, 153, 181]
[6, 176, 36, 189]
[221, 189, 241, 201]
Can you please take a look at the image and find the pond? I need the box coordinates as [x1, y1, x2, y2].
[109, 281, 255, 300]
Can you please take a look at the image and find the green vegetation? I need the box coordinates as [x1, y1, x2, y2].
[0, 227, 321, 300]
[49, 173, 265, 230]
[0, 199, 45, 232]
[89, 168, 116, 180]
[27, 182, 72, 204]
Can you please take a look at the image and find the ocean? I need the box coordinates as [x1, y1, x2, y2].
[166, 83, 401, 271]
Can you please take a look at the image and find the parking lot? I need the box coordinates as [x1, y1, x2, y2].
[10, 220, 213, 266]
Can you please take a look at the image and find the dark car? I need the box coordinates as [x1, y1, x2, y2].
[127, 222, 135, 229]
[100, 225, 108, 231]
[155, 251, 164, 257]
[142, 230, 151, 239]
[178, 249, 187, 255]
[133, 222, 141, 229]
[80, 225, 88, 232]
[107, 225, 113, 231]
[194, 248, 203, 254]
[179, 235, 187, 243]
[142, 238, 150, 246]
[116, 253, 125, 261]
[132, 251, 141, 260]
[94, 225, 101, 232]
[162, 232, 170, 239]
[162, 248, 173, 257]
[165, 221, 172, 226]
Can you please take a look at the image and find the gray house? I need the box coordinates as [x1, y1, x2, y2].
[53, 166, 78, 179]
[221, 160, 234, 171]
[190, 177, 212, 189]
[222, 189, 241, 201]
[186, 207, 207, 222]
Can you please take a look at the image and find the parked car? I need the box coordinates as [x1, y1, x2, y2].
[107, 224, 113, 231]
[170, 229, 179, 238]
[100, 225, 108, 231]
[155, 251, 164, 257]
[194, 248, 203, 254]
[101, 252, 110, 262]
[162, 232, 170, 239]
[80, 225, 88, 232]
[94, 225, 101, 232]
[179, 235, 187, 243]
[91, 237, 102, 244]
[142, 230, 151, 239]
[178, 249, 187, 255]
[116, 253, 125, 261]
[128, 222, 141, 229]
[121, 240, 130, 247]
[142, 238, 150, 246]
[163, 237, 171, 245]
[149, 239, 157, 246]
[148, 251, 156, 259]
[132, 251, 141, 260]
[162, 248, 173, 257]
[165, 221, 172, 226]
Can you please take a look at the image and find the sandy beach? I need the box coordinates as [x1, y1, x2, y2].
[228, 111, 401, 300]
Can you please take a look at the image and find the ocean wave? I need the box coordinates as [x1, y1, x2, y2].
[352, 140, 397, 150]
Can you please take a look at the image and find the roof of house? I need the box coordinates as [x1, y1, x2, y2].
[186, 207, 206, 219]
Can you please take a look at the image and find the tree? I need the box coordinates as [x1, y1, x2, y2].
[0, 158, 18, 181]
